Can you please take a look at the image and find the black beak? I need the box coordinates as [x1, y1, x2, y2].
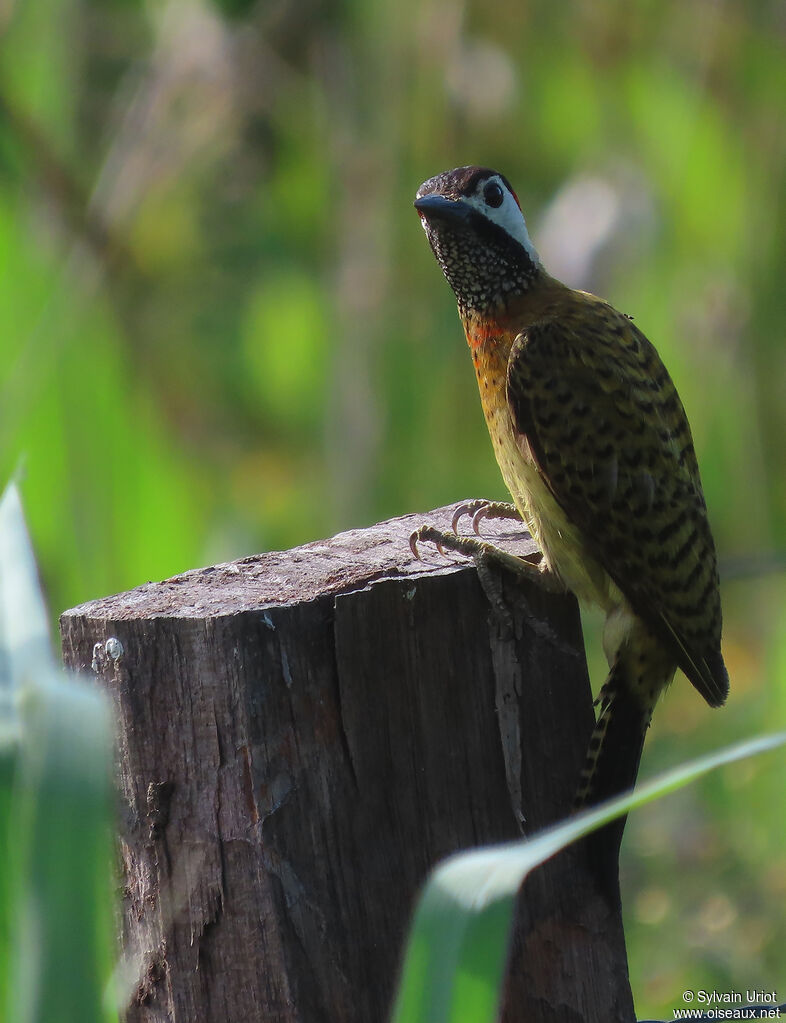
[414, 194, 470, 224]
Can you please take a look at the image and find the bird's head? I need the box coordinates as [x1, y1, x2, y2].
[414, 166, 541, 317]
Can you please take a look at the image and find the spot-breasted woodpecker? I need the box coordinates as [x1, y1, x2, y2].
[413, 165, 728, 814]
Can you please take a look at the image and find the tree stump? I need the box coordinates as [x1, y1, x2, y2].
[60, 502, 634, 1022]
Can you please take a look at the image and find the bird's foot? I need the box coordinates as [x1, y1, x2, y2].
[410, 523, 568, 644]
[451, 499, 523, 536]
[409, 524, 561, 592]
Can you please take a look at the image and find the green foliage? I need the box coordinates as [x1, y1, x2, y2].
[393, 734, 786, 1022]
[0, 2, 784, 1017]
[0, 484, 116, 1023]
[241, 269, 329, 432]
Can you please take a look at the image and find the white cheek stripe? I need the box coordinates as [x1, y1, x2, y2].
[465, 177, 540, 265]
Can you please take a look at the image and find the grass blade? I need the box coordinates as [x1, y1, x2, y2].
[392, 732, 786, 1023]
[0, 482, 116, 1023]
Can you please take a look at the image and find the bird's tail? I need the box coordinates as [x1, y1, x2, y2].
[573, 654, 668, 903]
[573, 662, 652, 812]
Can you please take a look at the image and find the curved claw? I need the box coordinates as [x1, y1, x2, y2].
[451, 503, 471, 534]
[471, 506, 490, 534]
[410, 525, 448, 560]
[451, 499, 490, 535]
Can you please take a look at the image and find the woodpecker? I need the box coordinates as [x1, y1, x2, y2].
[412, 165, 728, 815]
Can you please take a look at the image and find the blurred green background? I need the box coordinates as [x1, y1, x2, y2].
[1, 0, 783, 1016]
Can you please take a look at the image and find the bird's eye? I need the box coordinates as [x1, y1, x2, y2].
[483, 181, 504, 208]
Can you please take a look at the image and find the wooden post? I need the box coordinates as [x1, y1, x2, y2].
[60, 503, 634, 1022]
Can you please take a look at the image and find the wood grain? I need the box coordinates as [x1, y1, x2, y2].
[60, 502, 634, 1022]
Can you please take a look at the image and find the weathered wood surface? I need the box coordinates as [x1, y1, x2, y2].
[60, 502, 634, 1022]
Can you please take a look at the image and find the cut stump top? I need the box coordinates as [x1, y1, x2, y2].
[61, 501, 539, 621]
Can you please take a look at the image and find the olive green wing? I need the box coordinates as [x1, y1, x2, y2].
[506, 307, 728, 707]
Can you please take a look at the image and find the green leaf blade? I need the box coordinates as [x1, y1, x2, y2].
[392, 732, 786, 1022]
[0, 481, 117, 1023]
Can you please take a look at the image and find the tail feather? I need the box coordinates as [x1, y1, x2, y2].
[573, 679, 651, 811]
[574, 659, 660, 905]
